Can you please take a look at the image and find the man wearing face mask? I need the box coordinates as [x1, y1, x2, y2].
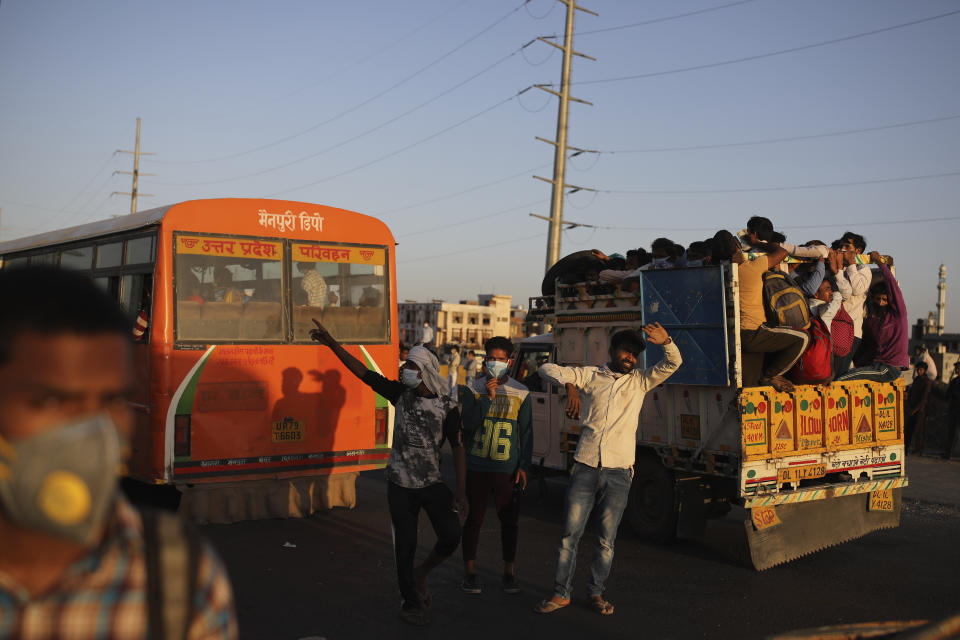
[0, 266, 237, 639]
[457, 336, 532, 596]
[309, 319, 466, 626]
[533, 323, 680, 617]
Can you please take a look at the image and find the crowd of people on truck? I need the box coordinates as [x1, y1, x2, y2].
[540, 215, 909, 395]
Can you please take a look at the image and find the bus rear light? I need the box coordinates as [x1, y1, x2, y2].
[174, 414, 191, 458]
[375, 407, 388, 446]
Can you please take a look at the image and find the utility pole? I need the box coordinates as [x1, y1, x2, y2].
[533, 0, 597, 273]
[114, 117, 155, 214]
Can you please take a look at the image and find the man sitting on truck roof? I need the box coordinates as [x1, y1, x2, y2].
[713, 229, 808, 393]
[532, 324, 681, 617]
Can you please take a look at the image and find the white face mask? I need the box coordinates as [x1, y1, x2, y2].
[400, 369, 422, 389]
[485, 360, 509, 380]
[0, 414, 121, 546]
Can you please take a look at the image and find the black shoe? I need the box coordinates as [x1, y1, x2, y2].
[460, 574, 482, 594]
[399, 607, 430, 626]
[502, 574, 520, 594]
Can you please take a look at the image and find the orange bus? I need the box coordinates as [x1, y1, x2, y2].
[0, 198, 396, 491]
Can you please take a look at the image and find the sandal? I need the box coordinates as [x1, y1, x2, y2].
[533, 597, 570, 614]
[588, 597, 614, 616]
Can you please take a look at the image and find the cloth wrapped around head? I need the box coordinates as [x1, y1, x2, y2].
[404, 346, 450, 397]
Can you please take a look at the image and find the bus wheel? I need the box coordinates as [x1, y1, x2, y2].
[626, 450, 678, 543]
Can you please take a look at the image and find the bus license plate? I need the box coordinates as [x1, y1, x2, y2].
[271, 419, 304, 443]
[869, 489, 894, 512]
[777, 464, 826, 483]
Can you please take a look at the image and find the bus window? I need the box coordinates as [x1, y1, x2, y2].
[174, 234, 284, 342]
[96, 242, 123, 268]
[291, 242, 389, 344]
[125, 236, 154, 265]
[31, 252, 58, 266]
[94, 276, 120, 299]
[61, 246, 93, 270]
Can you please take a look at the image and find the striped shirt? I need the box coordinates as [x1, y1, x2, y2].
[0, 498, 237, 640]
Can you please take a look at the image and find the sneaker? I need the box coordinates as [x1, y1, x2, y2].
[460, 574, 482, 594]
[502, 574, 520, 594]
[399, 607, 430, 626]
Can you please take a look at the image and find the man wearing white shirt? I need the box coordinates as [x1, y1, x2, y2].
[533, 324, 681, 617]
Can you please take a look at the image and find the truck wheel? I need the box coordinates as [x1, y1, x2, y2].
[627, 451, 678, 543]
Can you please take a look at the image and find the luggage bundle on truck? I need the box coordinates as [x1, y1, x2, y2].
[519, 259, 906, 570]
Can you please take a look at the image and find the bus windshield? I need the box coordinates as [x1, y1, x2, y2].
[173, 234, 390, 344]
[291, 241, 389, 344]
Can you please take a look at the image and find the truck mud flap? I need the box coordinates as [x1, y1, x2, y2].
[745, 488, 901, 571]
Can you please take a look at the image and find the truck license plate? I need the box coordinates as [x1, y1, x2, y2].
[777, 463, 826, 483]
[869, 489, 894, 512]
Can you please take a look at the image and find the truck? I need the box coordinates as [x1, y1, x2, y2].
[516, 260, 907, 570]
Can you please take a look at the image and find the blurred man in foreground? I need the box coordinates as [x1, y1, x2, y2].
[0, 266, 236, 639]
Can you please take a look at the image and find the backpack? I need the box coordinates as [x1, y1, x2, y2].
[762, 270, 810, 330]
[141, 509, 202, 640]
[831, 303, 854, 357]
[789, 316, 832, 384]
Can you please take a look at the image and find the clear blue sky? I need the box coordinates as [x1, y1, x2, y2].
[2, 0, 959, 330]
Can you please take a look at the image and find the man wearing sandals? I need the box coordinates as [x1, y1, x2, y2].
[310, 320, 467, 626]
[534, 324, 681, 616]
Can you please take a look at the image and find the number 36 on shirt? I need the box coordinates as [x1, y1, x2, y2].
[470, 419, 512, 461]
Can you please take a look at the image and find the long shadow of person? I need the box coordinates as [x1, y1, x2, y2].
[309, 369, 346, 450]
[270, 366, 347, 455]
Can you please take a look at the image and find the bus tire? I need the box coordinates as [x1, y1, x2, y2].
[626, 450, 678, 543]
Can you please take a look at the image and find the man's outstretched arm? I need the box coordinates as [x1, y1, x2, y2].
[310, 319, 370, 381]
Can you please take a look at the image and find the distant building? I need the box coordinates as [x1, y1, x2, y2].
[398, 294, 513, 349]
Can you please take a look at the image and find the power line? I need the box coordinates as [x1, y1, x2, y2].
[265, 91, 522, 197]
[149, 1, 528, 166]
[561, 8, 960, 87]
[396, 199, 547, 238]
[595, 113, 960, 154]
[377, 164, 551, 217]
[600, 169, 960, 195]
[546, 0, 763, 38]
[569, 215, 960, 233]
[399, 232, 546, 264]
[153, 46, 531, 187]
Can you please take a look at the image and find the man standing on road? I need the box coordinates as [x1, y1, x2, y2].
[309, 320, 466, 626]
[447, 346, 461, 399]
[459, 336, 532, 596]
[0, 266, 237, 639]
[463, 350, 480, 390]
[946, 362, 960, 459]
[905, 361, 933, 455]
[533, 324, 681, 616]
[420, 322, 435, 348]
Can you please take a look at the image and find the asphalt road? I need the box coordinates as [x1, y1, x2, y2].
[200, 465, 960, 640]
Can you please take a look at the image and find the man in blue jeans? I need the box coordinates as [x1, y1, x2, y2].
[533, 323, 681, 616]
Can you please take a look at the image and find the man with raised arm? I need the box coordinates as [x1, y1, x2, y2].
[309, 320, 466, 626]
[532, 323, 680, 617]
